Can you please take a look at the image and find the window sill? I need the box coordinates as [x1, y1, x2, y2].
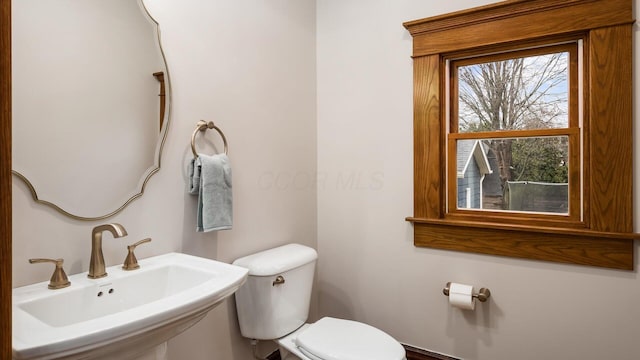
[406, 217, 637, 270]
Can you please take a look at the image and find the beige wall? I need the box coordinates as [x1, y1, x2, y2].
[13, 0, 640, 359]
[316, 1, 640, 359]
[12, 0, 317, 359]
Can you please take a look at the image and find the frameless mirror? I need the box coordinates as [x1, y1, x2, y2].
[12, 0, 169, 220]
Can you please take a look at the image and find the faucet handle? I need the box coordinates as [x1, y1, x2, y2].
[29, 258, 71, 290]
[122, 238, 152, 270]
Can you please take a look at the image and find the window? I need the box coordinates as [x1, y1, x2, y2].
[404, 0, 637, 269]
[448, 42, 580, 221]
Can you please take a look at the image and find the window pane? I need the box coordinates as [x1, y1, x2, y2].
[456, 137, 569, 214]
[457, 52, 569, 133]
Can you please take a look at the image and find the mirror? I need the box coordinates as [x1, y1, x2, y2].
[12, 0, 170, 220]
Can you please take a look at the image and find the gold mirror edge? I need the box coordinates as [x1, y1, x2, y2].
[11, 0, 171, 221]
[12, 169, 153, 221]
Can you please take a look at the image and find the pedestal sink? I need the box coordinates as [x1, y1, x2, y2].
[13, 252, 248, 360]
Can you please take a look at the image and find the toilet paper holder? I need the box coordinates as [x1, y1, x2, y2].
[443, 282, 491, 302]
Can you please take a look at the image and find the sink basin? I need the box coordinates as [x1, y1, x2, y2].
[13, 252, 248, 360]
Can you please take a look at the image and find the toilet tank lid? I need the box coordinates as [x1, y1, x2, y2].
[232, 244, 318, 276]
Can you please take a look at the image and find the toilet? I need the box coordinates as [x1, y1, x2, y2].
[233, 243, 406, 360]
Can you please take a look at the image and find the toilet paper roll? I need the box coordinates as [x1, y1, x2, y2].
[448, 282, 475, 310]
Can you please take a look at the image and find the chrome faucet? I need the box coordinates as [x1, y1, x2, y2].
[88, 223, 128, 279]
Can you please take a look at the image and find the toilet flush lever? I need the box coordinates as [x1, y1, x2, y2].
[272, 275, 285, 286]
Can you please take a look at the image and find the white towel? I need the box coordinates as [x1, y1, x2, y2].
[188, 154, 232, 232]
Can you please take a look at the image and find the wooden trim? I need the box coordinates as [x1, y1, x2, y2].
[413, 55, 442, 219]
[449, 128, 579, 140]
[153, 71, 166, 131]
[404, 344, 460, 360]
[404, 0, 632, 57]
[403, 0, 598, 36]
[0, 0, 11, 356]
[588, 24, 633, 233]
[266, 350, 280, 360]
[269, 346, 453, 360]
[407, 217, 640, 241]
[405, 0, 636, 269]
[412, 222, 633, 270]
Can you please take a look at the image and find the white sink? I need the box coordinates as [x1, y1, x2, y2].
[12, 252, 248, 360]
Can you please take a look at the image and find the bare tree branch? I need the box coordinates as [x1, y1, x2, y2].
[456, 51, 569, 188]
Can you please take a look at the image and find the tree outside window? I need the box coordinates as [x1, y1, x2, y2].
[450, 43, 577, 215]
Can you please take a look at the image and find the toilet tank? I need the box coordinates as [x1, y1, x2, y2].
[233, 244, 318, 340]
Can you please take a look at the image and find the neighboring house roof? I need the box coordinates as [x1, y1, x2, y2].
[457, 140, 493, 177]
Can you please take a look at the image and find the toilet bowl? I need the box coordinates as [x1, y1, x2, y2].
[233, 244, 406, 360]
[277, 317, 406, 360]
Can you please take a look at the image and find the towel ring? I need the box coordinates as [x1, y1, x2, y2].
[191, 120, 228, 158]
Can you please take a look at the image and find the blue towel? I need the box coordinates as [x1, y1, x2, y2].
[188, 154, 233, 232]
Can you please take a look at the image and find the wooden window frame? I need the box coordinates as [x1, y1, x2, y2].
[404, 0, 638, 270]
[447, 42, 581, 224]
[1, 0, 10, 355]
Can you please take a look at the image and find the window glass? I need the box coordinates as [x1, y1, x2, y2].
[450, 45, 577, 218]
[456, 51, 570, 133]
[455, 136, 569, 214]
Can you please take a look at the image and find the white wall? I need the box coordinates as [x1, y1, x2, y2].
[316, 1, 640, 359]
[12, 0, 317, 359]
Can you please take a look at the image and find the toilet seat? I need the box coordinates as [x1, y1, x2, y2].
[294, 317, 405, 360]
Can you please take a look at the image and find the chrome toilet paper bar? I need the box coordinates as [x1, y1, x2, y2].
[443, 282, 491, 302]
